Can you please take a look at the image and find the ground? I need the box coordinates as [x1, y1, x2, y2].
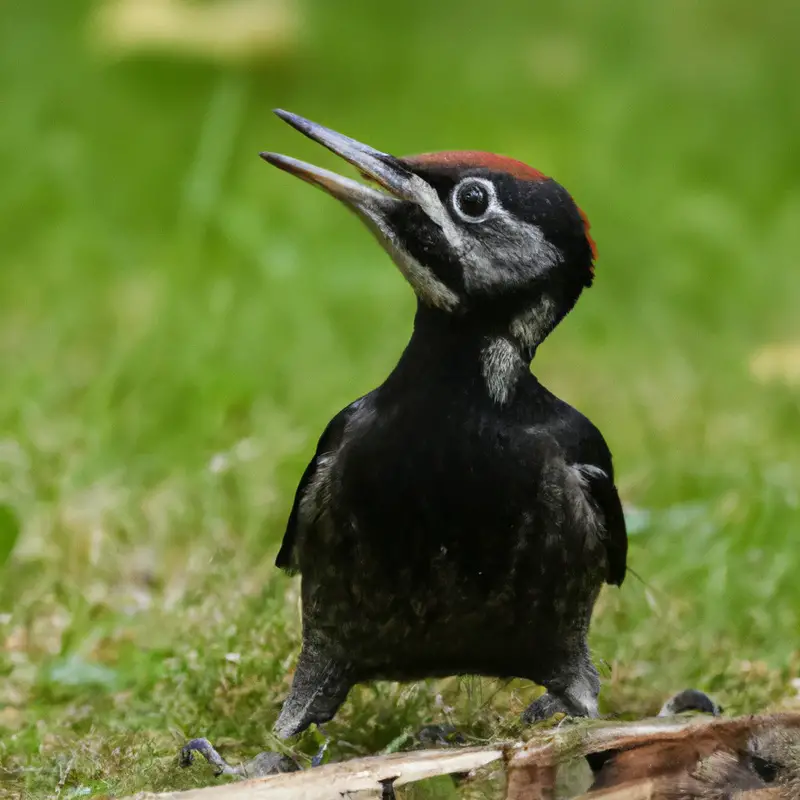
[1, 0, 799, 797]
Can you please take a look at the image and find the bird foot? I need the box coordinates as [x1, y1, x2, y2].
[415, 723, 466, 747]
[310, 724, 330, 767]
[180, 738, 299, 780]
[658, 688, 723, 717]
[521, 691, 585, 725]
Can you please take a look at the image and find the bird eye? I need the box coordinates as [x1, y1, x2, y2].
[452, 179, 493, 221]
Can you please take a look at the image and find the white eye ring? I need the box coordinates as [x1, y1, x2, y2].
[451, 177, 499, 223]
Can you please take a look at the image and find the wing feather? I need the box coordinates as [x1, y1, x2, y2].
[275, 397, 366, 574]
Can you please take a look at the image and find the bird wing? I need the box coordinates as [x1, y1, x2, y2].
[275, 396, 367, 575]
[582, 464, 628, 587]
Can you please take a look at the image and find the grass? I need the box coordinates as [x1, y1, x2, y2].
[1, 0, 799, 796]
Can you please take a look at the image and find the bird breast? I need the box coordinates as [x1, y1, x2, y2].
[300, 407, 606, 588]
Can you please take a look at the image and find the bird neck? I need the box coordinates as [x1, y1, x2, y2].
[387, 296, 559, 406]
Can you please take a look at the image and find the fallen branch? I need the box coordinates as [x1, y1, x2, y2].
[124, 712, 800, 799]
[130, 744, 505, 799]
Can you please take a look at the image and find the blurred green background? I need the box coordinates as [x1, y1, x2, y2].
[1, 0, 799, 796]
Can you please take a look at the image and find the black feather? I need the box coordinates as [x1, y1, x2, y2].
[275, 396, 369, 574]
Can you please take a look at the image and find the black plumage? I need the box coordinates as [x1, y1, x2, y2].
[261, 110, 628, 738]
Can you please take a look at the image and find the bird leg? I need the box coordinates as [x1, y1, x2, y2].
[521, 653, 600, 724]
[274, 644, 354, 739]
[181, 646, 351, 782]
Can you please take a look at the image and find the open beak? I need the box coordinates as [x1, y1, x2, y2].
[260, 109, 418, 214]
[261, 109, 461, 311]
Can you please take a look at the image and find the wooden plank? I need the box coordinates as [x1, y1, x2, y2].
[124, 712, 800, 799]
[128, 745, 505, 799]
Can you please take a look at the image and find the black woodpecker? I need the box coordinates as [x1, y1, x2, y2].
[260, 110, 628, 739]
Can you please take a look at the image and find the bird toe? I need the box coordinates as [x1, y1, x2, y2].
[521, 692, 574, 725]
[415, 724, 466, 747]
[179, 737, 299, 780]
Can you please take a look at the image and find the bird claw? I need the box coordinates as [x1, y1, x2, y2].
[180, 738, 238, 776]
[521, 692, 574, 725]
[180, 737, 299, 780]
[415, 724, 466, 747]
[310, 724, 330, 767]
[658, 688, 723, 717]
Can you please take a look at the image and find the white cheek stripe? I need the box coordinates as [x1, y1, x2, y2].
[392, 241, 460, 311]
[366, 210, 460, 311]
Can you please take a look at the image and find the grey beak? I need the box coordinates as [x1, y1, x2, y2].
[261, 109, 417, 210]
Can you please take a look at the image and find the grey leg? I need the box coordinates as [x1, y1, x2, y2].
[180, 644, 351, 783]
[274, 644, 353, 739]
[521, 647, 600, 724]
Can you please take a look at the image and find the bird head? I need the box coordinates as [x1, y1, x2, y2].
[262, 110, 597, 350]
